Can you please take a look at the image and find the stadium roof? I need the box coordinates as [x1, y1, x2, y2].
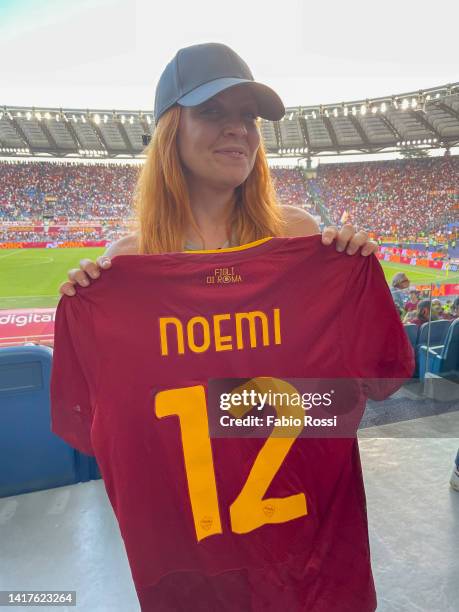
[1, 83, 459, 160]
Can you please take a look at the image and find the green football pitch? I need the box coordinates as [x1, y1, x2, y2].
[0, 247, 457, 311]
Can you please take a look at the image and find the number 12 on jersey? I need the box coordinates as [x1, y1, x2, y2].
[154, 378, 308, 542]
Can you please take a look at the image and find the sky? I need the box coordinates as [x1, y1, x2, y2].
[2, 0, 459, 112]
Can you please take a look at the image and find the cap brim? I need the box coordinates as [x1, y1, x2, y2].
[177, 77, 285, 121]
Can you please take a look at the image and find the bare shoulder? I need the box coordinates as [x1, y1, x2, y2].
[280, 205, 320, 237]
[104, 232, 139, 258]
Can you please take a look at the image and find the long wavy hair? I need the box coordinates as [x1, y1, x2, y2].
[133, 105, 285, 254]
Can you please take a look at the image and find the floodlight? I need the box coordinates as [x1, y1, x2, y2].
[411, 99, 417, 108]
[360, 105, 366, 115]
[380, 102, 386, 113]
[35, 112, 41, 120]
[343, 107, 348, 116]
[129, 116, 134, 124]
[352, 106, 357, 116]
[103, 114, 108, 123]
[44, 112, 50, 120]
[94, 114, 101, 124]
[121, 115, 126, 123]
[55, 114, 59, 121]
[401, 99, 409, 110]
[371, 106, 377, 114]
[81, 116, 86, 123]
[16, 112, 22, 117]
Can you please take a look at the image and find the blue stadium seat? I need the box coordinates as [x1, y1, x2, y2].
[413, 320, 452, 378]
[417, 319, 452, 348]
[418, 319, 459, 379]
[0, 345, 82, 497]
[403, 323, 418, 348]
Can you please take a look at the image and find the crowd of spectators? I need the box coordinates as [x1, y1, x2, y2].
[309, 156, 459, 238]
[1, 158, 458, 243]
[0, 160, 138, 224]
[402, 296, 459, 326]
[391, 273, 459, 325]
[0, 162, 309, 243]
[271, 168, 309, 207]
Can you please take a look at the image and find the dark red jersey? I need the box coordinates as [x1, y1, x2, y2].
[50, 236, 414, 611]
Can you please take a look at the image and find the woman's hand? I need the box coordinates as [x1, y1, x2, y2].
[321, 224, 378, 256]
[59, 256, 111, 296]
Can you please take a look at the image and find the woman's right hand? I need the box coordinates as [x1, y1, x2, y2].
[59, 256, 112, 296]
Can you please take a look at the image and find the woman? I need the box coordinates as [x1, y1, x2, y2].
[53, 43, 396, 611]
[58, 42, 377, 297]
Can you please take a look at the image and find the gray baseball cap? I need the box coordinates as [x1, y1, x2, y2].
[154, 42, 285, 124]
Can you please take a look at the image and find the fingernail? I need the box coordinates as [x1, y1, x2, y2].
[102, 260, 110, 267]
[91, 271, 100, 278]
[323, 237, 332, 244]
[81, 279, 89, 286]
[67, 289, 75, 296]
[336, 246, 344, 252]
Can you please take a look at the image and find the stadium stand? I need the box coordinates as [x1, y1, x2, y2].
[306, 156, 459, 238]
[0, 162, 310, 243]
[1, 158, 458, 242]
[0, 160, 138, 222]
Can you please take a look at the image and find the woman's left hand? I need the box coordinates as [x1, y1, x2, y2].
[321, 223, 378, 256]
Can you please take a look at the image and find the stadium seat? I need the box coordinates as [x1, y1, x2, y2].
[413, 320, 452, 378]
[403, 323, 418, 347]
[418, 318, 459, 379]
[417, 319, 452, 348]
[0, 345, 81, 497]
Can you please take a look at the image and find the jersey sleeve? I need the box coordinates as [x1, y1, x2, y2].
[50, 295, 99, 456]
[339, 254, 415, 400]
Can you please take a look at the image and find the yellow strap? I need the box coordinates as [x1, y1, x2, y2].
[183, 237, 274, 254]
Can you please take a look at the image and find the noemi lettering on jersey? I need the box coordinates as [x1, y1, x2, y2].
[159, 308, 281, 356]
